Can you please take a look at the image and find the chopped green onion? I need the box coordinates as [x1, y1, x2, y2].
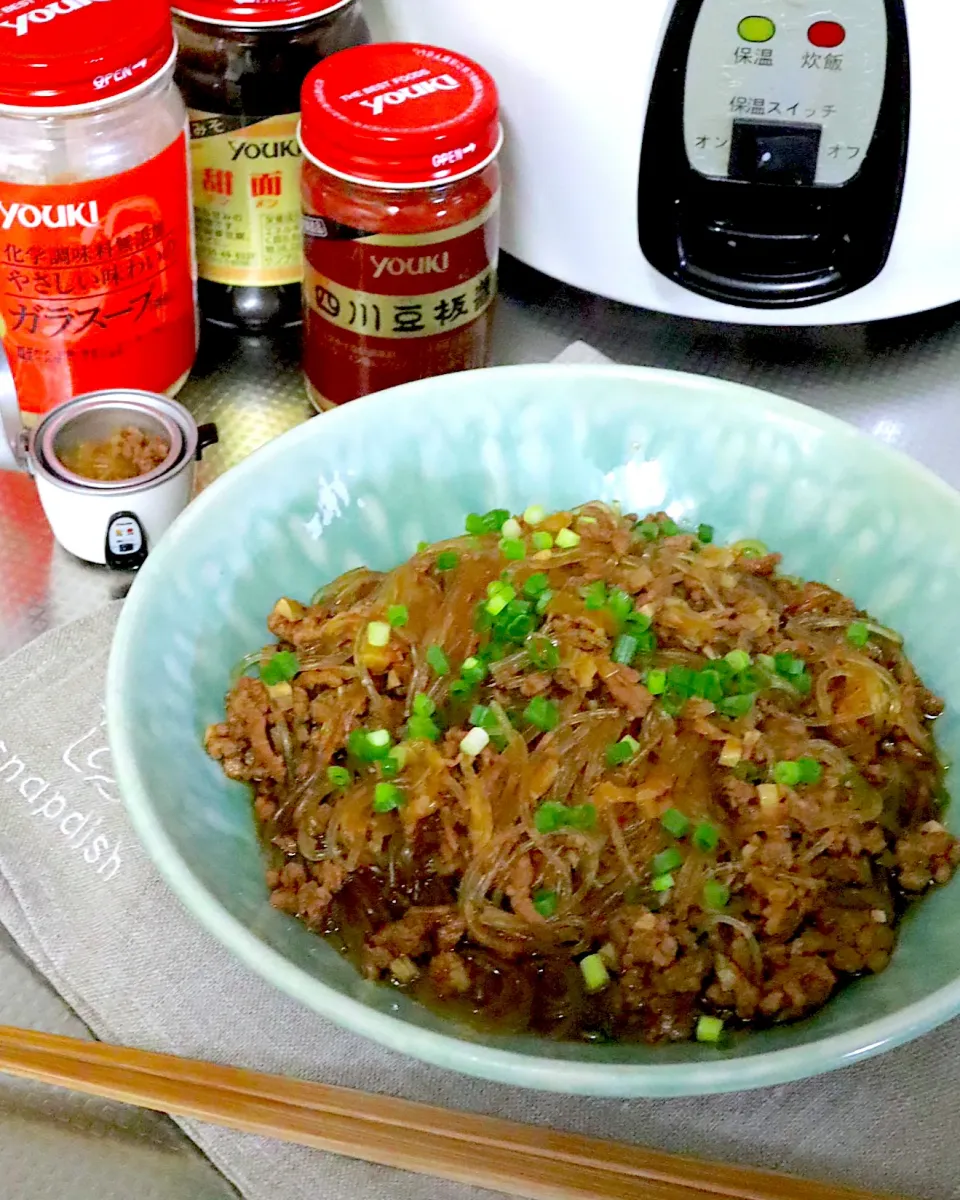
[582, 580, 608, 610]
[413, 693, 436, 716]
[527, 635, 561, 670]
[693, 822, 720, 852]
[466, 508, 509, 534]
[580, 953, 610, 993]
[651, 872, 674, 893]
[426, 645, 450, 676]
[535, 589, 553, 614]
[792, 671, 812, 696]
[524, 695, 560, 732]
[666, 665, 697, 697]
[531, 530, 554, 551]
[578, 515, 598, 525]
[660, 808, 690, 838]
[606, 588, 634, 626]
[533, 888, 558, 917]
[659, 518, 680, 536]
[534, 800, 596, 833]
[523, 505, 546, 526]
[469, 704, 497, 731]
[387, 604, 408, 628]
[846, 621, 870, 648]
[611, 633, 638, 665]
[624, 609, 652, 635]
[448, 679, 474, 700]
[372, 782, 404, 813]
[485, 585, 516, 615]
[724, 649, 751, 673]
[435, 550, 459, 571]
[635, 521, 659, 540]
[646, 668, 667, 696]
[606, 735, 640, 767]
[773, 760, 802, 787]
[774, 652, 807, 678]
[555, 527, 580, 549]
[406, 714, 440, 742]
[347, 728, 392, 762]
[460, 726, 490, 757]
[501, 517, 523, 540]
[696, 1015, 724, 1043]
[697, 523, 714, 544]
[703, 879, 730, 909]
[260, 650, 299, 685]
[796, 757, 822, 784]
[652, 847, 683, 875]
[694, 669, 724, 704]
[523, 572, 550, 598]
[460, 656, 486, 685]
[500, 537, 526, 560]
[366, 620, 390, 647]
[416, 540, 429, 553]
[733, 539, 767, 559]
[326, 766, 351, 788]
[717, 693, 755, 719]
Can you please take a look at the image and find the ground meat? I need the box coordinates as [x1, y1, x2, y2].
[205, 677, 285, 782]
[896, 823, 960, 891]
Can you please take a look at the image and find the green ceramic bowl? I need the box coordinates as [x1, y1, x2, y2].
[107, 363, 960, 1097]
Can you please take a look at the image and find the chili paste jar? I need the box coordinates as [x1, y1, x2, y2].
[173, 0, 369, 334]
[298, 43, 502, 409]
[0, 0, 197, 418]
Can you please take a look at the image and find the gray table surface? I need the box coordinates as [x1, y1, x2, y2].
[2, 256, 960, 1196]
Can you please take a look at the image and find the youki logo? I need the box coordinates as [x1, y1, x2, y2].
[0, 200, 100, 230]
[0, 0, 111, 38]
[359, 73, 460, 117]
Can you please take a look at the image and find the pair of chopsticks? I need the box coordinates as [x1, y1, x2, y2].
[0, 1024, 904, 1200]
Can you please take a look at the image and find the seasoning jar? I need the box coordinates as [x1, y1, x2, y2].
[298, 43, 502, 409]
[0, 0, 198, 419]
[173, 0, 369, 334]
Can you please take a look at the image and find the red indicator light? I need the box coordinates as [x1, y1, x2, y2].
[808, 20, 845, 48]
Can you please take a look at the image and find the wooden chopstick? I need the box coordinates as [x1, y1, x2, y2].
[0, 1025, 904, 1200]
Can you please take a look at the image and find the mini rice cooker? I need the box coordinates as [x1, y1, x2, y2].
[0, 359, 217, 570]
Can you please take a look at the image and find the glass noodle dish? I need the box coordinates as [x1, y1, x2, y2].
[206, 503, 958, 1045]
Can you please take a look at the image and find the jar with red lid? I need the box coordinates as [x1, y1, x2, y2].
[298, 43, 502, 409]
[173, 0, 369, 334]
[0, 0, 197, 419]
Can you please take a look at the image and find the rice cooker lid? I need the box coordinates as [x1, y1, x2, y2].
[0, 341, 24, 471]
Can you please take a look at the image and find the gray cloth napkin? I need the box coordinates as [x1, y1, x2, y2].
[3, 344, 960, 1200]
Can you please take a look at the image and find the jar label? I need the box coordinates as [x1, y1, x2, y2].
[0, 133, 197, 416]
[303, 194, 499, 343]
[189, 110, 303, 288]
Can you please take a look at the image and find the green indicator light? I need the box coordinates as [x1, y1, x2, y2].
[738, 15, 776, 42]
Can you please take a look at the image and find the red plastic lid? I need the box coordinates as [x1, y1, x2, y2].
[299, 43, 501, 187]
[0, 0, 174, 109]
[172, 0, 354, 27]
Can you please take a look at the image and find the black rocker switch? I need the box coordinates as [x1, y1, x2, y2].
[728, 120, 822, 187]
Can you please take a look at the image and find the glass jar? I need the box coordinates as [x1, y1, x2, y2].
[0, 0, 197, 418]
[299, 43, 502, 409]
[173, 0, 369, 334]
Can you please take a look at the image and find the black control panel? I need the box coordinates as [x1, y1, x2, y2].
[637, 0, 909, 309]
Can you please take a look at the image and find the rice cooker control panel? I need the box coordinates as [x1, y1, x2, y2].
[105, 511, 148, 572]
[684, 0, 888, 187]
[638, 0, 909, 308]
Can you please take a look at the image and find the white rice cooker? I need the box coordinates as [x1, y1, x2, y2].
[367, 0, 960, 324]
[0, 351, 217, 569]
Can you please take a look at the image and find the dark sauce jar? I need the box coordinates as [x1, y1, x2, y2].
[172, 1, 369, 334]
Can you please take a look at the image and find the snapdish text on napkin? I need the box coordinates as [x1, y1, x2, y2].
[0, 708, 123, 882]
